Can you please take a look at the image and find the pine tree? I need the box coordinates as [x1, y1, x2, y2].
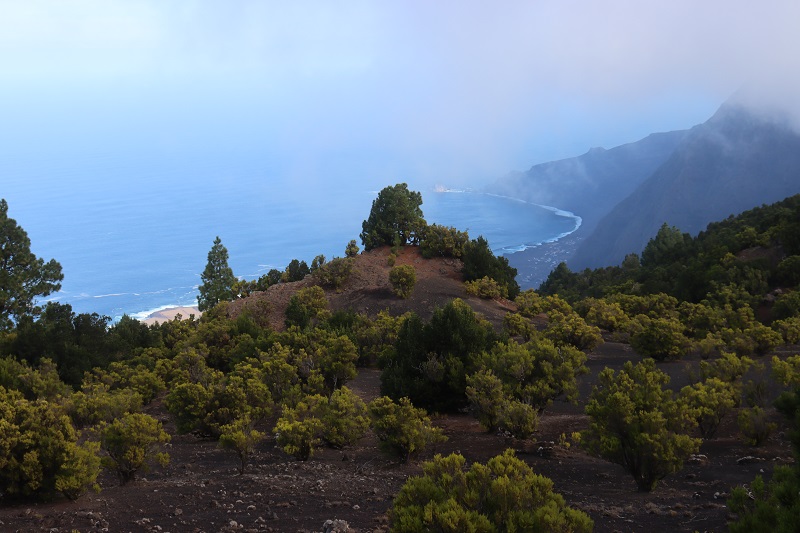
[0, 199, 64, 330]
[197, 236, 236, 312]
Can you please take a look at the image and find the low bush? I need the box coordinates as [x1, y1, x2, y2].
[738, 407, 776, 446]
[630, 315, 691, 361]
[390, 450, 593, 532]
[389, 265, 416, 299]
[464, 276, 504, 299]
[100, 413, 170, 484]
[369, 396, 446, 462]
[313, 257, 354, 289]
[419, 224, 469, 259]
[219, 415, 264, 474]
[0, 387, 101, 500]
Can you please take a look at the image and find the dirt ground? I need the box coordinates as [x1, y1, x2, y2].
[1, 247, 795, 532]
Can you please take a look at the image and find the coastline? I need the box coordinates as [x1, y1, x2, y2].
[504, 228, 585, 290]
[140, 306, 201, 326]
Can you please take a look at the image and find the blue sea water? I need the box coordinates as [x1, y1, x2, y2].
[3, 151, 579, 322]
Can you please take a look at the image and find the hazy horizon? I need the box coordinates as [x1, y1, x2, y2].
[3, 1, 799, 195]
[2, 1, 799, 320]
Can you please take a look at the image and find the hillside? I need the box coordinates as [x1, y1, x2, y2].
[227, 245, 516, 330]
[571, 102, 800, 268]
[4, 153, 800, 532]
[488, 130, 687, 234]
[3, 246, 798, 532]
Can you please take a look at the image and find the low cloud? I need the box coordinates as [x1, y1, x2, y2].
[1, 1, 798, 185]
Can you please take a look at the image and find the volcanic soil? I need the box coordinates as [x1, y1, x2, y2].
[0, 246, 793, 532]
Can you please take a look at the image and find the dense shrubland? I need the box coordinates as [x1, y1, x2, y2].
[2, 189, 800, 529]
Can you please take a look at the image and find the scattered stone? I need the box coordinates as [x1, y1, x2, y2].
[321, 518, 350, 533]
[737, 456, 765, 465]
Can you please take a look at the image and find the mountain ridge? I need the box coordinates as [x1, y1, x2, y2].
[488, 129, 688, 234]
[571, 102, 800, 268]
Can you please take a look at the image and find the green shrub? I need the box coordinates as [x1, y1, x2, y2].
[544, 310, 603, 351]
[502, 312, 535, 341]
[465, 369, 506, 432]
[345, 239, 360, 257]
[100, 413, 170, 484]
[583, 359, 700, 491]
[389, 264, 417, 298]
[390, 450, 593, 532]
[348, 309, 408, 367]
[274, 394, 326, 460]
[419, 223, 469, 259]
[773, 317, 800, 344]
[274, 388, 369, 460]
[499, 400, 538, 440]
[379, 299, 498, 412]
[219, 415, 264, 474]
[369, 396, 446, 462]
[310, 254, 326, 272]
[68, 383, 143, 428]
[775, 255, 800, 287]
[630, 316, 691, 360]
[679, 378, 737, 438]
[165, 381, 216, 435]
[320, 386, 370, 449]
[772, 354, 800, 388]
[515, 289, 545, 317]
[165, 362, 275, 438]
[476, 339, 588, 412]
[740, 323, 784, 356]
[313, 257, 354, 289]
[285, 285, 330, 329]
[582, 297, 631, 332]
[774, 291, 800, 320]
[728, 470, 800, 533]
[738, 407, 776, 446]
[462, 236, 519, 300]
[697, 351, 755, 383]
[0, 387, 101, 500]
[464, 276, 504, 299]
[728, 385, 800, 532]
[98, 361, 167, 405]
[0, 356, 70, 401]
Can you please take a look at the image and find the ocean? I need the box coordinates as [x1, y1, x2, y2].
[3, 151, 579, 322]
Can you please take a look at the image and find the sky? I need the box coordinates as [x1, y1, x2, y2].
[1, 0, 799, 188]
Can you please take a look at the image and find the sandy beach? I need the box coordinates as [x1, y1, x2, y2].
[140, 306, 202, 326]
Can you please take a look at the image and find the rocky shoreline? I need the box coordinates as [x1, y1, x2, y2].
[505, 228, 585, 290]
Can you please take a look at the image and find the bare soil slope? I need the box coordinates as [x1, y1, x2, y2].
[228, 246, 516, 330]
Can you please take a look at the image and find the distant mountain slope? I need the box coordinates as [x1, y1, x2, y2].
[571, 102, 800, 268]
[488, 130, 687, 233]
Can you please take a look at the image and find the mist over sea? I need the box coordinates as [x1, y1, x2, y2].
[3, 148, 578, 322]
